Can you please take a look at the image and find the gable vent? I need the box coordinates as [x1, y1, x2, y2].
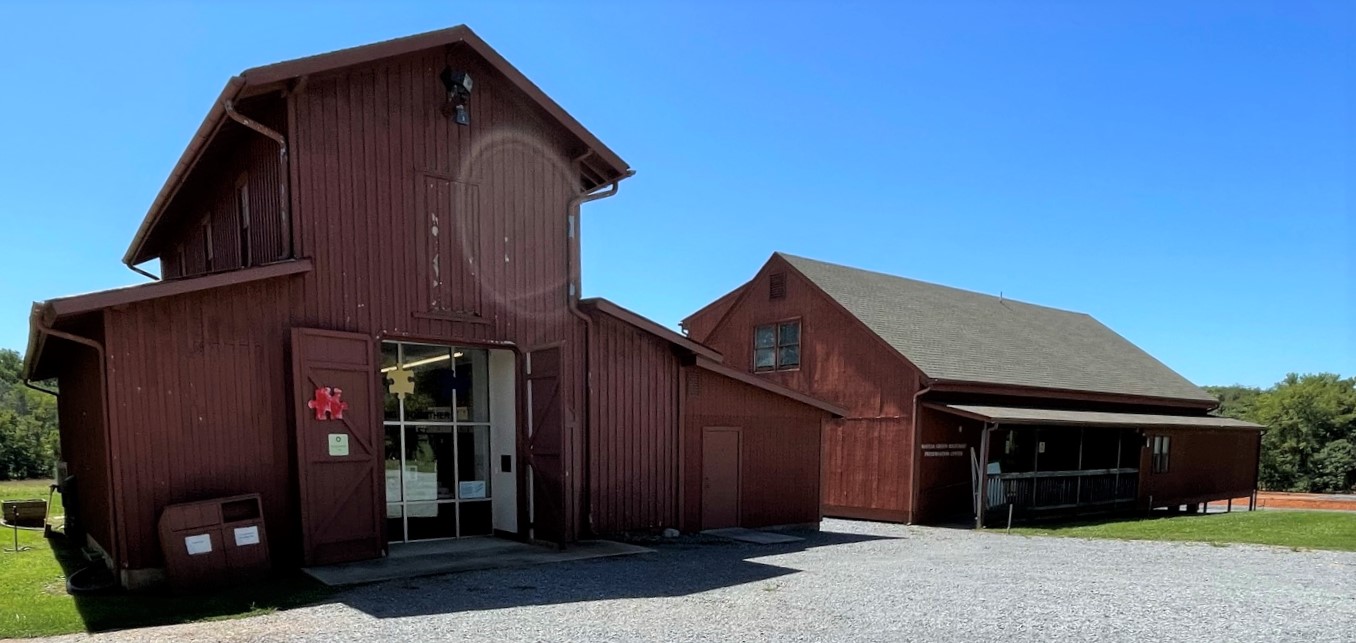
[769, 272, 787, 300]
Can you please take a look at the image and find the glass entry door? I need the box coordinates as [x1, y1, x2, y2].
[380, 341, 493, 542]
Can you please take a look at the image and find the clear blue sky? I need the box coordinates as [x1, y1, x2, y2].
[0, 2, 1350, 388]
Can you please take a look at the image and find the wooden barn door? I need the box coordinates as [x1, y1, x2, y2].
[702, 427, 742, 530]
[526, 346, 567, 544]
[291, 328, 383, 566]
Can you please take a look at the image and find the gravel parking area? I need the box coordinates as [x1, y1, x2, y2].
[36, 519, 1356, 642]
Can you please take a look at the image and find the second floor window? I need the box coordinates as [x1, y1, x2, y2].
[754, 320, 800, 372]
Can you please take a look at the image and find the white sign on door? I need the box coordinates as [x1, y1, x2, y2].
[459, 480, 487, 499]
[328, 433, 349, 457]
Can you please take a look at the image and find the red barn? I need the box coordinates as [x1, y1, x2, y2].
[684, 253, 1264, 526]
[22, 27, 840, 588]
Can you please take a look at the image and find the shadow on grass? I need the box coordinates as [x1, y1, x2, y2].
[47, 531, 336, 633]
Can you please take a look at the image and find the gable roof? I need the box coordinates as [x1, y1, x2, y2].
[777, 253, 1216, 404]
[580, 297, 846, 417]
[125, 25, 630, 266]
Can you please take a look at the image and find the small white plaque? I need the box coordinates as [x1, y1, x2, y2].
[234, 526, 260, 547]
[459, 480, 487, 499]
[328, 433, 349, 457]
[184, 533, 213, 556]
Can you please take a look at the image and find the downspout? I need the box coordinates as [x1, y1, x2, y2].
[34, 317, 119, 572]
[564, 156, 635, 537]
[127, 264, 160, 282]
[908, 382, 933, 523]
[223, 100, 293, 261]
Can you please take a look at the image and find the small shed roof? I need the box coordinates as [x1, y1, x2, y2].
[936, 404, 1263, 431]
[779, 253, 1217, 404]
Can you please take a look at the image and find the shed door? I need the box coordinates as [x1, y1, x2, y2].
[526, 346, 567, 544]
[291, 328, 382, 566]
[702, 427, 742, 529]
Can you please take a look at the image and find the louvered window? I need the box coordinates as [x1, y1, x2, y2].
[769, 272, 786, 299]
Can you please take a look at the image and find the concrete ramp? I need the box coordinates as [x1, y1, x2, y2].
[304, 538, 652, 586]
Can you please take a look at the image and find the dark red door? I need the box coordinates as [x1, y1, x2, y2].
[291, 328, 382, 566]
[527, 346, 566, 544]
[702, 427, 741, 529]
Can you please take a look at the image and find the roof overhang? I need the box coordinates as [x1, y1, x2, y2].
[694, 356, 847, 417]
[928, 403, 1263, 431]
[24, 260, 313, 380]
[124, 25, 631, 267]
[923, 379, 1219, 410]
[579, 297, 722, 363]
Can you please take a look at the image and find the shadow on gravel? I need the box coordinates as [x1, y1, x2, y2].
[332, 528, 892, 620]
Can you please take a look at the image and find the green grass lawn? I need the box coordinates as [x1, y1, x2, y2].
[0, 479, 335, 639]
[1010, 509, 1356, 552]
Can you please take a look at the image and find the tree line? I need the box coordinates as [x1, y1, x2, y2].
[0, 349, 59, 480]
[1, 345, 1352, 491]
[1206, 373, 1356, 494]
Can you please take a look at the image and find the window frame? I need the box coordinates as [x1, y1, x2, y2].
[1151, 435, 1171, 474]
[236, 175, 251, 268]
[753, 318, 802, 373]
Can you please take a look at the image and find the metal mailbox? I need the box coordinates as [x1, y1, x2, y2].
[157, 493, 270, 589]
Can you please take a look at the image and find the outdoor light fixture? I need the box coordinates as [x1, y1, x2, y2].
[440, 66, 473, 125]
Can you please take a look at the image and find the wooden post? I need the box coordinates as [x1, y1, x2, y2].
[976, 425, 992, 529]
[1227, 498, 1232, 513]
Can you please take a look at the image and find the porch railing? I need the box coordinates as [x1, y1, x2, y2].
[986, 468, 1138, 511]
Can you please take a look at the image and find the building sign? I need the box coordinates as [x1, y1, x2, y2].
[328, 433, 349, 457]
[921, 443, 966, 457]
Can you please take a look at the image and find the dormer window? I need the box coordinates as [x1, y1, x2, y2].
[754, 320, 800, 372]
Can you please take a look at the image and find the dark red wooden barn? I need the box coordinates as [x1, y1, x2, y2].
[684, 253, 1264, 526]
[22, 27, 841, 588]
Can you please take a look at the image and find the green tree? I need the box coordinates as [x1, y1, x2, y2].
[0, 348, 60, 480]
[1246, 373, 1356, 493]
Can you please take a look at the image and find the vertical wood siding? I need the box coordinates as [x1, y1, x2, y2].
[681, 368, 826, 530]
[156, 100, 288, 278]
[95, 42, 598, 570]
[587, 312, 680, 533]
[693, 255, 925, 520]
[1139, 428, 1260, 507]
[55, 338, 113, 556]
[103, 278, 297, 570]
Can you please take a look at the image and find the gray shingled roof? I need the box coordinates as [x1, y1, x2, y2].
[779, 253, 1216, 403]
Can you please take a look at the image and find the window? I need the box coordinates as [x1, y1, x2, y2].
[1151, 435, 1171, 473]
[202, 219, 214, 272]
[769, 272, 786, 299]
[754, 320, 800, 372]
[237, 179, 251, 267]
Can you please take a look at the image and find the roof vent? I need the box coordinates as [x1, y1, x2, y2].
[769, 272, 786, 300]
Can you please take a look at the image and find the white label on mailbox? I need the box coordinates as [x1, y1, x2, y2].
[459, 480, 487, 499]
[185, 533, 212, 556]
[328, 433, 349, 457]
[234, 526, 260, 547]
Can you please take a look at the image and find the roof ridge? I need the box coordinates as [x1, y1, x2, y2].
[777, 251, 1090, 317]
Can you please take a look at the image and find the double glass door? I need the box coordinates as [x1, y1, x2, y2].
[380, 341, 493, 542]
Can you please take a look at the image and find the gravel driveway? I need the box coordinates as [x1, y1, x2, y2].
[36, 519, 1356, 642]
